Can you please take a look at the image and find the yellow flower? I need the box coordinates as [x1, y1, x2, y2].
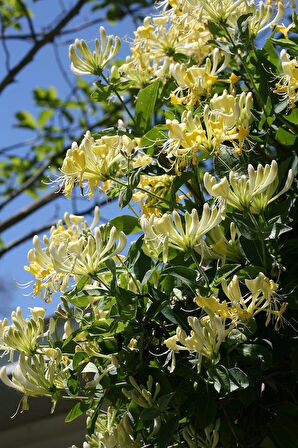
[204, 160, 294, 213]
[0, 307, 46, 360]
[170, 49, 230, 105]
[206, 222, 242, 264]
[132, 174, 174, 216]
[59, 131, 138, 198]
[69, 26, 121, 76]
[274, 49, 298, 108]
[165, 308, 232, 372]
[141, 201, 225, 262]
[25, 207, 127, 300]
[195, 272, 287, 329]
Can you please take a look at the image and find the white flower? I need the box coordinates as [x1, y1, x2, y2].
[69, 26, 121, 76]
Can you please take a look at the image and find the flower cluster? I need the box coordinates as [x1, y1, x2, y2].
[141, 201, 225, 262]
[25, 207, 126, 301]
[0, 307, 46, 360]
[204, 160, 294, 213]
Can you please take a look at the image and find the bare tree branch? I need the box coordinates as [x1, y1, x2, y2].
[0, 0, 86, 94]
[0, 7, 144, 41]
[0, 189, 61, 233]
[0, 112, 116, 211]
[16, 0, 37, 41]
[0, 197, 113, 258]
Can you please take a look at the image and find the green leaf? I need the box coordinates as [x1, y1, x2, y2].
[237, 344, 272, 369]
[207, 39, 234, 54]
[213, 264, 241, 286]
[161, 265, 197, 292]
[115, 287, 137, 321]
[38, 109, 54, 127]
[109, 215, 140, 235]
[140, 125, 167, 155]
[229, 367, 249, 391]
[118, 186, 133, 208]
[69, 294, 90, 307]
[275, 127, 296, 146]
[73, 352, 89, 371]
[135, 80, 159, 134]
[65, 401, 89, 423]
[15, 110, 36, 129]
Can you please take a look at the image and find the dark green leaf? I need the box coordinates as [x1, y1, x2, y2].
[65, 401, 89, 423]
[135, 80, 160, 134]
[109, 215, 140, 235]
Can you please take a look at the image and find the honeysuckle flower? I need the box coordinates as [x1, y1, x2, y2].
[183, 419, 220, 448]
[165, 308, 232, 372]
[69, 26, 121, 76]
[0, 351, 68, 409]
[170, 49, 231, 105]
[141, 201, 226, 262]
[274, 50, 298, 108]
[205, 222, 242, 264]
[132, 174, 174, 216]
[249, 1, 285, 35]
[25, 207, 126, 301]
[59, 131, 140, 198]
[122, 376, 160, 409]
[196, 272, 286, 329]
[204, 160, 294, 213]
[0, 307, 46, 360]
[81, 409, 142, 448]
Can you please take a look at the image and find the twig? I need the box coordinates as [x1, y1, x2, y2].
[0, 189, 61, 233]
[0, 0, 86, 94]
[0, 196, 114, 258]
[16, 0, 37, 41]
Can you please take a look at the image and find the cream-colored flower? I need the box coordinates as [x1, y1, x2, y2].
[196, 272, 286, 329]
[25, 207, 126, 301]
[205, 222, 242, 264]
[69, 26, 121, 76]
[0, 307, 46, 360]
[170, 48, 230, 105]
[204, 160, 294, 213]
[165, 308, 231, 372]
[274, 50, 298, 108]
[0, 351, 68, 409]
[59, 131, 139, 199]
[141, 201, 225, 262]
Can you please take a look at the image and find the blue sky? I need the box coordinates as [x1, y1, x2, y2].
[0, 0, 149, 319]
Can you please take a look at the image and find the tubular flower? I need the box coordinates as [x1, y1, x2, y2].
[0, 307, 46, 360]
[25, 207, 126, 301]
[59, 131, 142, 198]
[203, 160, 294, 213]
[80, 409, 142, 448]
[165, 308, 232, 372]
[183, 420, 220, 448]
[141, 201, 225, 262]
[132, 174, 174, 216]
[164, 91, 252, 172]
[196, 273, 286, 329]
[183, 0, 284, 35]
[69, 26, 121, 76]
[205, 222, 243, 264]
[0, 351, 68, 409]
[120, 11, 212, 84]
[274, 50, 298, 108]
[170, 48, 231, 105]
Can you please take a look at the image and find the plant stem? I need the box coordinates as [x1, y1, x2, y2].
[101, 73, 136, 125]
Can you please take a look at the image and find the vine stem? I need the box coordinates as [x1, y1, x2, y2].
[101, 72, 137, 126]
[191, 250, 209, 289]
[108, 175, 185, 211]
